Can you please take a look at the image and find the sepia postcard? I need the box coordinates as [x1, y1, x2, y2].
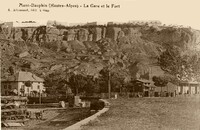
[0, 0, 200, 130]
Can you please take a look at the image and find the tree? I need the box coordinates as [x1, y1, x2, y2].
[84, 75, 97, 96]
[158, 45, 200, 83]
[25, 81, 32, 87]
[152, 76, 168, 92]
[44, 71, 68, 95]
[67, 73, 87, 95]
[8, 66, 14, 75]
[99, 67, 109, 93]
[99, 66, 127, 93]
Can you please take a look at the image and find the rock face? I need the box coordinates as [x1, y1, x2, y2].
[1, 25, 200, 50]
[106, 27, 121, 41]
[77, 29, 89, 42]
[92, 27, 102, 41]
[66, 29, 77, 41]
[1, 25, 200, 60]
[1, 40, 15, 56]
[1, 23, 200, 83]
[0, 26, 142, 43]
[14, 28, 23, 41]
[46, 27, 59, 42]
[18, 51, 29, 58]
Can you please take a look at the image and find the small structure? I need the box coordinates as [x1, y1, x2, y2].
[13, 21, 43, 28]
[178, 81, 200, 95]
[1, 71, 45, 96]
[1, 22, 13, 28]
[132, 79, 155, 97]
[85, 22, 106, 26]
[128, 20, 162, 26]
[68, 23, 85, 27]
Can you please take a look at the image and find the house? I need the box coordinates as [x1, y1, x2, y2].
[178, 81, 200, 95]
[1, 71, 45, 96]
[131, 79, 156, 97]
[154, 82, 178, 96]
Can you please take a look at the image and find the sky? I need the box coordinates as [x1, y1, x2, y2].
[0, 0, 200, 30]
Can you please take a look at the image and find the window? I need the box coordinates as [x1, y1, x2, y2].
[37, 85, 40, 89]
[27, 87, 29, 93]
[8, 85, 11, 89]
[4, 85, 7, 89]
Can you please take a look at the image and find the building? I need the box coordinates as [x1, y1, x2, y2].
[107, 21, 124, 25]
[178, 81, 200, 94]
[154, 82, 178, 96]
[47, 20, 69, 27]
[68, 23, 85, 27]
[85, 22, 107, 26]
[1, 71, 45, 96]
[131, 79, 156, 97]
[1, 22, 13, 28]
[13, 21, 44, 28]
[128, 20, 162, 26]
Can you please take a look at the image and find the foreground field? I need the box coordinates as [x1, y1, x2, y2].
[83, 95, 200, 130]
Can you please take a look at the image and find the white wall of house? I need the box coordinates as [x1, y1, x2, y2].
[18, 81, 45, 96]
[178, 85, 189, 94]
[191, 86, 196, 94]
[183, 86, 189, 94]
[1, 81, 45, 96]
[178, 85, 200, 94]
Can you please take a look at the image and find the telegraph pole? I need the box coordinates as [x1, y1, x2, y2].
[39, 89, 41, 104]
[104, 57, 114, 99]
[108, 68, 111, 99]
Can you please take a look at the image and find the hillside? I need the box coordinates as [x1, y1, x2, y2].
[1, 23, 200, 88]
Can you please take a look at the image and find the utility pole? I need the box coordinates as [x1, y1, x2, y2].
[103, 57, 114, 99]
[108, 68, 111, 99]
[108, 58, 114, 99]
[39, 89, 41, 104]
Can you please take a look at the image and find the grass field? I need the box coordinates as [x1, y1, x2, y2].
[82, 95, 200, 130]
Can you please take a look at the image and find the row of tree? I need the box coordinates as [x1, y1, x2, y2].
[43, 68, 125, 96]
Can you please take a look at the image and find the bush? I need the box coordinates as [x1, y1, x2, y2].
[90, 100, 105, 111]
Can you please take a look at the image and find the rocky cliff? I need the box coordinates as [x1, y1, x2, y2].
[1, 24, 200, 82]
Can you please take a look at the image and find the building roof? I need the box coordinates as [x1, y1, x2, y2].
[136, 79, 153, 83]
[179, 81, 200, 85]
[136, 79, 156, 87]
[2, 71, 44, 82]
